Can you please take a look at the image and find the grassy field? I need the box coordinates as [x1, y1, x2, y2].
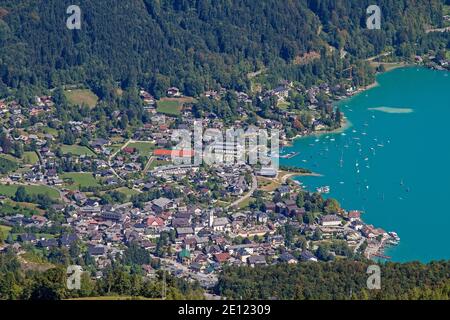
[238, 197, 255, 209]
[128, 142, 156, 156]
[0, 153, 20, 163]
[277, 101, 290, 110]
[1, 200, 44, 215]
[0, 152, 39, 166]
[156, 100, 182, 116]
[41, 126, 59, 137]
[114, 187, 140, 200]
[61, 145, 96, 156]
[22, 151, 39, 165]
[147, 159, 171, 170]
[108, 144, 123, 154]
[64, 89, 99, 108]
[0, 225, 12, 241]
[0, 184, 60, 200]
[61, 172, 100, 190]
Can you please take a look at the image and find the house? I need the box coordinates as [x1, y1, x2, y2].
[152, 197, 173, 213]
[320, 214, 342, 227]
[147, 216, 165, 229]
[38, 239, 58, 249]
[257, 212, 268, 223]
[101, 211, 123, 222]
[273, 86, 289, 100]
[279, 252, 297, 264]
[167, 87, 181, 97]
[277, 185, 290, 195]
[263, 202, 276, 213]
[90, 138, 109, 149]
[212, 217, 229, 232]
[60, 233, 78, 247]
[300, 250, 318, 262]
[247, 255, 267, 267]
[213, 252, 230, 264]
[123, 147, 136, 155]
[73, 192, 87, 204]
[178, 248, 191, 264]
[88, 245, 106, 256]
[348, 210, 361, 222]
[18, 233, 37, 243]
[257, 167, 277, 178]
[176, 227, 195, 237]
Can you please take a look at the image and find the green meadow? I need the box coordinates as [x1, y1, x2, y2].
[64, 89, 99, 108]
[0, 184, 60, 200]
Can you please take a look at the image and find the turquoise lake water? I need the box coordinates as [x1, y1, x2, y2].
[281, 67, 450, 262]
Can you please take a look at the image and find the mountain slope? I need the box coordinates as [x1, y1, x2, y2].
[0, 0, 445, 97]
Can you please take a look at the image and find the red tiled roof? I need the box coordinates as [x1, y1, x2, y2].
[348, 211, 361, 218]
[147, 216, 165, 227]
[123, 147, 136, 154]
[153, 149, 194, 157]
[214, 252, 230, 263]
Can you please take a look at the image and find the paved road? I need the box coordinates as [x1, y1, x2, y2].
[365, 51, 393, 62]
[426, 26, 450, 33]
[227, 173, 257, 209]
[108, 139, 132, 182]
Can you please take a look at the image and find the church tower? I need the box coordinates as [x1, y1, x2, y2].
[209, 210, 214, 228]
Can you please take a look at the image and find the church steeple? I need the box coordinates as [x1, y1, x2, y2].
[209, 210, 214, 228]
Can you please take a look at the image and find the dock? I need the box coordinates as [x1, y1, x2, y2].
[372, 253, 392, 260]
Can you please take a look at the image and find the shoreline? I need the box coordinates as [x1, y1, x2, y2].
[279, 69, 406, 261]
[282, 63, 415, 147]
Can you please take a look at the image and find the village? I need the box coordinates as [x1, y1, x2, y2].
[0, 79, 404, 290]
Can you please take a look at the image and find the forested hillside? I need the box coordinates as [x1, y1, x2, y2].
[216, 260, 450, 300]
[0, 0, 446, 99]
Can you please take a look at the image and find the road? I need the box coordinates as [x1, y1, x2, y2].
[426, 26, 450, 33]
[227, 173, 257, 209]
[108, 139, 132, 182]
[143, 156, 156, 174]
[365, 51, 393, 62]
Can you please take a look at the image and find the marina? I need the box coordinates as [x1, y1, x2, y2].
[281, 67, 450, 262]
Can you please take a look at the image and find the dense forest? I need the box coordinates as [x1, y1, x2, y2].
[0, 0, 447, 99]
[216, 260, 450, 300]
[0, 246, 204, 300]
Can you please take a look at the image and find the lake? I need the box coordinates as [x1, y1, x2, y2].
[281, 67, 450, 262]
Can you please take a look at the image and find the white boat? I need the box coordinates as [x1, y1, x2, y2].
[389, 232, 401, 242]
[316, 186, 330, 194]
